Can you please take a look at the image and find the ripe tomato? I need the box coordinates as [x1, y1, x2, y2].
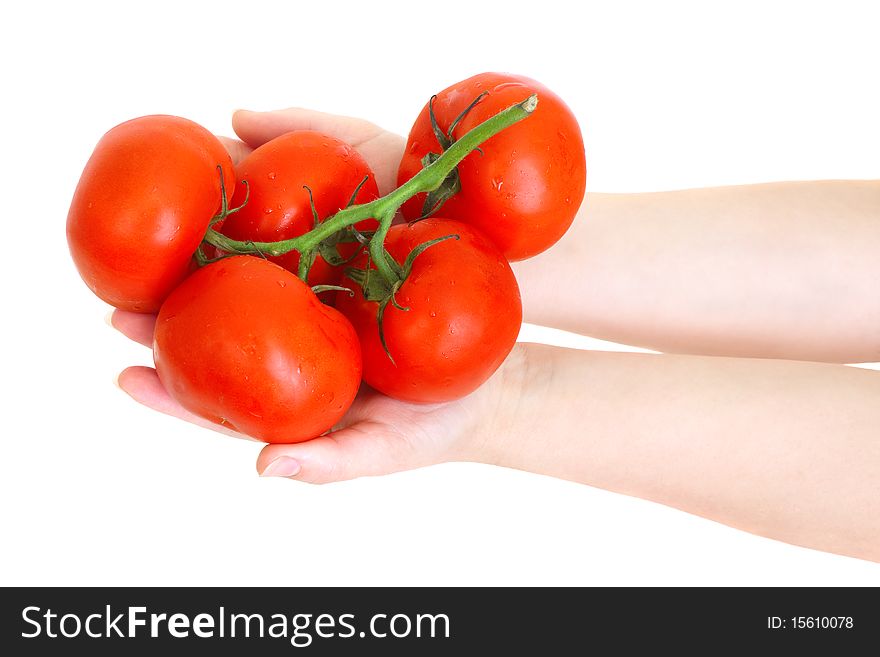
[67, 115, 235, 313]
[153, 256, 362, 443]
[335, 219, 521, 403]
[218, 130, 379, 286]
[397, 72, 586, 261]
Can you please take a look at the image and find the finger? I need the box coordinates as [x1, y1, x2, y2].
[356, 131, 406, 196]
[233, 108, 405, 195]
[117, 366, 244, 439]
[111, 310, 156, 347]
[232, 108, 385, 149]
[256, 423, 432, 484]
[217, 136, 252, 166]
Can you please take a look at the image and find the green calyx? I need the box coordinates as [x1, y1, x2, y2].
[297, 183, 370, 281]
[417, 90, 489, 219]
[345, 234, 460, 363]
[195, 169, 251, 266]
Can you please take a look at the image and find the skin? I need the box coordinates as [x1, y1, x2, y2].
[516, 180, 880, 363]
[111, 107, 880, 562]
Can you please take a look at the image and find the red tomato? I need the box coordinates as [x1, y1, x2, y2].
[219, 130, 379, 286]
[67, 115, 234, 312]
[335, 219, 521, 403]
[397, 72, 586, 261]
[153, 256, 362, 443]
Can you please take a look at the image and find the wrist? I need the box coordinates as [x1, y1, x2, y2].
[463, 342, 548, 468]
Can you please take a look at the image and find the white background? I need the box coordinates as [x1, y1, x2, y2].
[2, 0, 879, 585]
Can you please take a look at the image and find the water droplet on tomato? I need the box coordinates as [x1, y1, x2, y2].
[492, 178, 503, 191]
[493, 82, 524, 93]
[429, 311, 437, 318]
[409, 141, 420, 153]
[557, 130, 567, 141]
[277, 280, 286, 288]
[264, 207, 273, 214]
[565, 197, 571, 204]
[268, 172, 277, 180]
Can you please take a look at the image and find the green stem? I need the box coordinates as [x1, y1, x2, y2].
[202, 93, 538, 280]
[368, 209, 397, 283]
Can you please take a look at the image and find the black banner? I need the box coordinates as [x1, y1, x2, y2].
[0, 587, 875, 654]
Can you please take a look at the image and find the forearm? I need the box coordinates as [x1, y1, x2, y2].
[514, 181, 880, 362]
[483, 343, 880, 562]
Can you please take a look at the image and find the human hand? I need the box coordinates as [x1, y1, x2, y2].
[113, 310, 514, 483]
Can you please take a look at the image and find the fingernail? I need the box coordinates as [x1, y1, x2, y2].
[104, 310, 115, 328]
[260, 456, 301, 478]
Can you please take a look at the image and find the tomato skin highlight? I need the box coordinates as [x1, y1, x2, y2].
[219, 130, 379, 286]
[67, 115, 235, 313]
[397, 72, 586, 261]
[336, 219, 522, 403]
[153, 256, 362, 444]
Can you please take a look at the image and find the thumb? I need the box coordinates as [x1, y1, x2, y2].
[216, 135, 252, 166]
[232, 108, 405, 195]
[233, 107, 386, 149]
[256, 425, 434, 484]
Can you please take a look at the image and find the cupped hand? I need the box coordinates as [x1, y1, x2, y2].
[113, 310, 507, 483]
[112, 107, 509, 483]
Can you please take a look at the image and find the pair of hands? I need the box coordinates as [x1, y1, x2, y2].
[112, 108, 508, 483]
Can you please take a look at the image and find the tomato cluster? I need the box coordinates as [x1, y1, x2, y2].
[67, 73, 586, 444]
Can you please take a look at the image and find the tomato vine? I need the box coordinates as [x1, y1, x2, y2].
[201, 94, 538, 288]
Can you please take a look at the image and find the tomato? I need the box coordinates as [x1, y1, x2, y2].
[335, 219, 521, 403]
[218, 130, 379, 286]
[153, 256, 362, 444]
[397, 72, 586, 261]
[67, 115, 235, 313]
